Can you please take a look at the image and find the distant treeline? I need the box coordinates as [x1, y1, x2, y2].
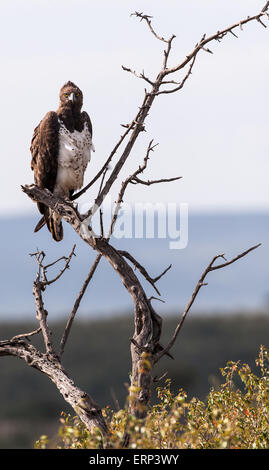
[0, 313, 268, 449]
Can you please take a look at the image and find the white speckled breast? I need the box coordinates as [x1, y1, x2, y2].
[55, 120, 94, 196]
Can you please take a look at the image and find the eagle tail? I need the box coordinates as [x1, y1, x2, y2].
[34, 206, 63, 242]
[34, 216, 46, 233]
[48, 211, 63, 242]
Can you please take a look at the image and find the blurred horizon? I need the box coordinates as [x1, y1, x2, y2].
[1, 1, 267, 317]
[0, 210, 268, 320]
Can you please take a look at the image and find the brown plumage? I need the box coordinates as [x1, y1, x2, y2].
[30, 81, 94, 241]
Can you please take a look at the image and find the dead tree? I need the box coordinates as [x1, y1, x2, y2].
[0, 2, 268, 433]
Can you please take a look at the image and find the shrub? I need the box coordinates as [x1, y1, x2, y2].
[35, 346, 269, 449]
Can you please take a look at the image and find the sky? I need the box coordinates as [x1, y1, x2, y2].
[0, 0, 269, 216]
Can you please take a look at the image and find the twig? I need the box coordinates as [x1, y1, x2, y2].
[256, 17, 267, 28]
[155, 55, 196, 96]
[30, 245, 76, 287]
[107, 140, 157, 238]
[119, 250, 171, 296]
[43, 245, 76, 286]
[30, 245, 76, 357]
[154, 243, 261, 362]
[108, 140, 180, 238]
[97, 166, 108, 238]
[10, 328, 42, 342]
[262, 1, 269, 12]
[30, 250, 47, 283]
[153, 371, 168, 383]
[152, 264, 172, 283]
[33, 278, 55, 357]
[131, 11, 169, 43]
[131, 175, 181, 185]
[87, 92, 153, 218]
[164, 2, 269, 76]
[59, 254, 102, 357]
[148, 296, 166, 304]
[122, 66, 154, 86]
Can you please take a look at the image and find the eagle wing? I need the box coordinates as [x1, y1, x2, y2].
[30, 111, 59, 216]
[81, 111, 93, 137]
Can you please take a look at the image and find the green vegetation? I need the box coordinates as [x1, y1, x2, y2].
[0, 314, 268, 448]
[35, 346, 269, 449]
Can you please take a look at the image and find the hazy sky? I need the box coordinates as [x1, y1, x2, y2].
[1, 0, 268, 215]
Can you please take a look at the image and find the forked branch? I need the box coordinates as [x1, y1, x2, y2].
[109, 139, 181, 238]
[154, 243, 261, 362]
[118, 250, 171, 297]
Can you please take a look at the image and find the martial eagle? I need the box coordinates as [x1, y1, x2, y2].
[30, 81, 94, 241]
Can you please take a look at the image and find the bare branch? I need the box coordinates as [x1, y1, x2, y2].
[59, 253, 102, 358]
[256, 16, 267, 28]
[164, 2, 269, 76]
[210, 243, 261, 271]
[43, 245, 76, 286]
[108, 139, 181, 240]
[152, 264, 172, 283]
[148, 296, 165, 305]
[30, 245, 76, 357]
[29, 250, 47, 283]
[30, 245, 76, 287]
[153, 371, 168, 383]
[119, 250, 171, 296]
[160, 79, 181, 86]
[154, 243, 261, 362]
[131, 175, 182, 186]
[33, 278, 55, 357]
[122, 65, 154, 86]
[229, 30, 238, 39]
[108, 140, 157, 238]
[10, 328, 41, 342]
[262, 1, 269, 12]
[131, 11, 169, 43]
[155, 55, 196, 96]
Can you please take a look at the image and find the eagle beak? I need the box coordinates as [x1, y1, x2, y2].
[69, 92, 75, 102]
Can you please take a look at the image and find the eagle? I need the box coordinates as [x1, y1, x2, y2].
[30, 81, 94, 241]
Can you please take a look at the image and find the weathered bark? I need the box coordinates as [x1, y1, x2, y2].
[0, 340, 107, 433]
[22, 185, 162, 417]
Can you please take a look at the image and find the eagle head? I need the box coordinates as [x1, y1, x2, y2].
[59, 81, 83, 110]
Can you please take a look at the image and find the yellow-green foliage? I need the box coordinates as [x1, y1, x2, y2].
[35, 346, 269, 449]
